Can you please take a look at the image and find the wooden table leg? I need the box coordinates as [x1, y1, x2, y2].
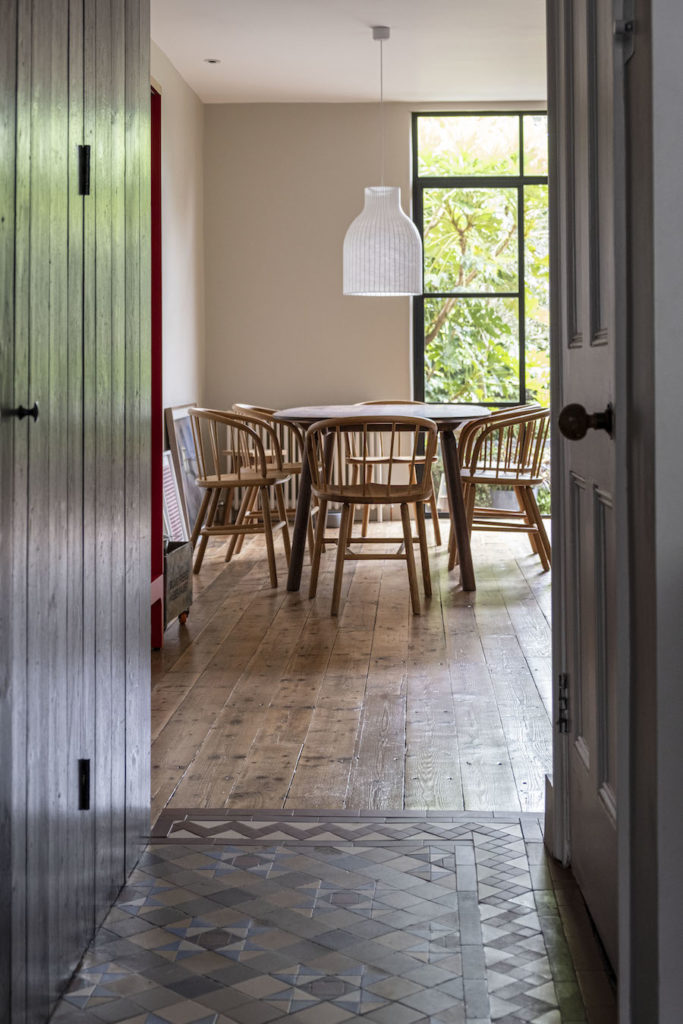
[440, 427, 476, 591]
[286, 447, 312, 591]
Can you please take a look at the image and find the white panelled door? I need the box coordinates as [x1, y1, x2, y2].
[547, 0, 631, 968]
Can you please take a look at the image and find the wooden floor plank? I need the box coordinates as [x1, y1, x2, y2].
[317, 627, 373, 710]
[525, 655, 553, 717]
[404, 570, 462, 809]
[169, 591, 313, 808]
[345, 694, 406, 809]
[496, 698, 553, 813]
[150, 672, 202, 743]
[452, 697, 522, 811]
[285, 706, 361, 808]
[152, 527, 552, 819]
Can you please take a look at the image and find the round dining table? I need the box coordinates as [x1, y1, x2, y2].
[273, 403, 490, 593]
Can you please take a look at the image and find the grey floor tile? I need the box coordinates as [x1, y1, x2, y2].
[428, 1006, 466, 1024]
[126, 986, 185, 1012]
[227, 999, 284, 1023]
[166, 977, 226, 1000]
[436, 978, 465, 1000]
[399, 987, 461, 1015]
[88, 999, 148, 1022]
[194, 987, 253, 1014]
[403, 963, 457, 988]
[364, 1004, 427, 1023]
[463, 977, 490, 1019]
[52, 822, 602, 1024]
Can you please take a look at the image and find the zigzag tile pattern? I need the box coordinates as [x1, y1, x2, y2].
[52, 814, 604, 1024]
[155, 814, 530, 847]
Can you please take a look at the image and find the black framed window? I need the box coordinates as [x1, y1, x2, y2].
[412, 112, 549, 406]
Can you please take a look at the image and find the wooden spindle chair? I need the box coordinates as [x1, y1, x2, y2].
[449, 405, 551, 571]
[232, 403, 316, 558]
[305, 415, 438, 615]
[188, 407, 291, 585]
[355, 399, 442, 544]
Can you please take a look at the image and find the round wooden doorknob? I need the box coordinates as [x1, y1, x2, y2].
[558, 402, 613, 440]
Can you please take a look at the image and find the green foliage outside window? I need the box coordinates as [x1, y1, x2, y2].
[417, 115, 550, 408]
[416, 114, 551, 511]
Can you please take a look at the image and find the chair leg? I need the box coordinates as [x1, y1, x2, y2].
[430, 470, 442, 546]
[218, 486, 234, 547]
[306, 502, 316, 561]
[415, 500, 432, 598]
[448, 521, 457, 571]
[450, 483, 471, 568]
[226, 486, 252, 561]
[533, 498, 552, 564]
[401, 502, 421, 615]
[260, 486, 278, 587]
[193, 488, 221, 573]
[525, 487, 552, 569]
[233, 486, 258, 556]
[190, 488, 211, 549]
[465, 483, 476, 536]
[518, 486, 550, 571]
[331, 502, 351, 616]
[515, 486, 541, 557]
[275, 484, 291, 563]
[309, 498, 327, 599]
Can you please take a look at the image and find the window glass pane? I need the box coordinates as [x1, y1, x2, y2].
[424, 297, 520, 403]
[524, 185, 550, 405]
[423, 187, 518, 293]
[523, 114, 548, 175]
[417, 115, 520, 176]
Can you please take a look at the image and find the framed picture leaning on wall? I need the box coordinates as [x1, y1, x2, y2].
[161, 451, 188, 542]
[165, 403, 204, 537]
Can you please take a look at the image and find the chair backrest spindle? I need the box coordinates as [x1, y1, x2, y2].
[464, 407, 550, 481]
[305, 415, 437, 505]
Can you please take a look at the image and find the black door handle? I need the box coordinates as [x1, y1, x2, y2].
[558, 402, 613, 440]
[9, 402, 39, 422]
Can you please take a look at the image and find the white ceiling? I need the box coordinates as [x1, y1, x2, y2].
[150, 0, 547, 104]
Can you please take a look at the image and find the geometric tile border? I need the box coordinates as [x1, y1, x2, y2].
[52, 813, 615, 1024]
[151, 810, 547, 846]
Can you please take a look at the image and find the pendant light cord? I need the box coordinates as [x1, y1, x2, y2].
[379, 37, 385, 186]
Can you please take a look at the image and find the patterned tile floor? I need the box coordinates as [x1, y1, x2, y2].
[51, 813, 615, 1024]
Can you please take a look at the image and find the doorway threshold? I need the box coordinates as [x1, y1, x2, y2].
[53, 811, 614, 1024]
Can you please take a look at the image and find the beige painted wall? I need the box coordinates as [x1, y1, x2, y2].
[203, 103, 418, 410]
[151, 43, 205, 410]
[202, 101, 544, 411]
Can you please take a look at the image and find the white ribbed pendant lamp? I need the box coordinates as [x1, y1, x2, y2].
[343, 26, 422, 296]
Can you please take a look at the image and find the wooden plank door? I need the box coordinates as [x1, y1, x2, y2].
[547, 0, 629, 968]
[84, 0, 129, 918]
[0, 1, 19, 1018]
[1, 1, 150, 1019]
[82, 0, 151, 920]
[8, 0, 93, 1018]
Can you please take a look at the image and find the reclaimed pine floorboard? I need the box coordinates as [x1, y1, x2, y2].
[151, 522, 552, 822]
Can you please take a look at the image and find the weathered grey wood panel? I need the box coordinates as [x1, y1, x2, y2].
[66, 0, 95, 970]
[0, 1, 19, 1021]
[9, 0, 33, 1016]
[19, 3, 66, 1015]
[125, 0, 152, 875]
[2, 0, 151, 1019]
[89, 0, 121, 919]
[44, 1, 72, 1005]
